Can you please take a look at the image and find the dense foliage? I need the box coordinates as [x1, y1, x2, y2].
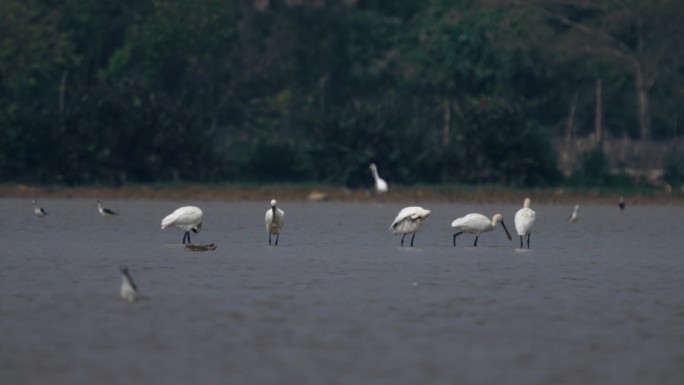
[1, 0, 682, 187]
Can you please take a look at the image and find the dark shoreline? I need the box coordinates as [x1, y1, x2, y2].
[2, 183, 682, 205]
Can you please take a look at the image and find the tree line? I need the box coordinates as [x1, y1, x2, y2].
[1, 0, 683, 187]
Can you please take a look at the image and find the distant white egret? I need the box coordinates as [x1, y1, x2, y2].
[32, 200, 48, 217]
[389, 206, 431, 247]
[451, 213, 512, 247]
[515, 197, 536, 249]
[161, 206, 203, 244]
[568, 204, 579, 223]
[119, 266, 137, 303]
[369, 163, 388, 194]
[618, 196, 625, 211]
[265, 199, 285, 246]
[97, 200, 118, 216]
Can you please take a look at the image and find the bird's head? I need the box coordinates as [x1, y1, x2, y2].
[192, 222, 202, 233]
[271, 199, 277, 207]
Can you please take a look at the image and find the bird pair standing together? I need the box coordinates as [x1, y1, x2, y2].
[390, 198, 537, 249]
[160, 199, 285, 246]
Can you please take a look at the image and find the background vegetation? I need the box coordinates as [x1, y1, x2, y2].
[1, 0, 683, 188]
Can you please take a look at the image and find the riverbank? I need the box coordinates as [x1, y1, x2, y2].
[2, 183, 683, 205]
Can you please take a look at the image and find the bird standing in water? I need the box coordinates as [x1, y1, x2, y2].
[33, 200, 48, 217]
[451, 213, 512, 247]
[515, 197, 536, 249]
[120, 266, 138, 303]
[265, 199, 285, 246]
[568, 205, 579, 223]
[390, 206, 431, 247]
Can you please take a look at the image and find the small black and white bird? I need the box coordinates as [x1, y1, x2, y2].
[265, 199, 285, 246]
[568, 204, 579, 223]
[119, 266, 138, 303]
[32, 200, 48, 217]
[97, 200, 118, 216]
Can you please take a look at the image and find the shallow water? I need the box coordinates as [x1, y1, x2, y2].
[1, 198, 683, 385]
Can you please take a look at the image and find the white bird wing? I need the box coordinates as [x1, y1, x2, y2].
[451, 213, 489, 232]
[161, 207, 202, 228]
[515, 208, 536, 235]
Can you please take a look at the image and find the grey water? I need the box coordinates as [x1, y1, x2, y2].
[1, 198, 683, 385]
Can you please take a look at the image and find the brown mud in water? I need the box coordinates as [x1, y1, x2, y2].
[1, 183, 682, 205]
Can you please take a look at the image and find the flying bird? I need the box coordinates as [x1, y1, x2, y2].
[265, 199, 285, 246]
[97, 200, 118, 216]
[119, 266, 138, 303]
[389, 206, 431, 247]
[451, 213, 512, 247]
[369, 163, 388, 194]
[515, 197, 536, 249]
[161, 206, 203, 244]
[32, 200, 48, 217]
[568, 204, 579, 223]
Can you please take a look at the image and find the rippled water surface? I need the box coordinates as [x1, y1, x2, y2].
[2, 198, 684, 385]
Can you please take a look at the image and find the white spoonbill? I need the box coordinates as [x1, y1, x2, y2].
[451, 213, 512, 247]
[161, 206, 203, 244]
[265, 199, 285, 246]
[369, 163, 388, 194]
[32, 199, 48, 217]
[389, 206, 431, 247]
[515, 197, 536, 249]
[568, 204, 579, 223]
[97, 200, 118, 216]
[119, 266, 138, 303]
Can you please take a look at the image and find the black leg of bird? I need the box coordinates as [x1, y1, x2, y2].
[519, 236, 523, 249]
[410, 234, 415, 247]
[275, 233, 279, 246]
[474, 236, 479, 247]
[526, 234, 531, 249]
[453, 232, 462, 247]
[400, 234, 406, 247]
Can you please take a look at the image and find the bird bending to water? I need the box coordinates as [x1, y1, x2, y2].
[515, 197, 536, 249]
[265, 199, 285, 246]
[389, 206, 431, 247]
[120, 266, 138, 303]
[97, 200, 118, 216]
[618, 196, 625, 211]
[451, 213, 512, 247]
[32, 200, 48, 217]
[369, 163, 388, 194]
[568, 204, 579, 223]
[161, 206, 203, 244]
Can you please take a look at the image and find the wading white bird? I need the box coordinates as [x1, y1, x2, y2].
[451, 213, 512, 247]
[515, 197, 536, 249]
[32, 200, 48, 217]
[618, 196, 626, 211]
[389, 206, 431, 247]
[97, 200, 118, 216]
[568, 204, 579, 223]
[369, 163, 388, 194]
[265, 199, 285, 246]
[161, 206, 203, 244]
[119, 266, 138, 303]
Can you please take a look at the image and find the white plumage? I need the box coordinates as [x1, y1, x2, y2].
[515, 197, 536, 249]
[265, 199, 285, 246]
[568, 204, 579, 223]
[119, 266, 137, 303]
[161, 206, 203, 244]
[97, 200, 118, 216]
[32, 200, 48, 217]
[369, 163, 388, 194]
[451, 213, 512, 247]
[389, 206, 431, 247]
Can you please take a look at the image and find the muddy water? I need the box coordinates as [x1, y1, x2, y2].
[1, 199, 683, 384]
